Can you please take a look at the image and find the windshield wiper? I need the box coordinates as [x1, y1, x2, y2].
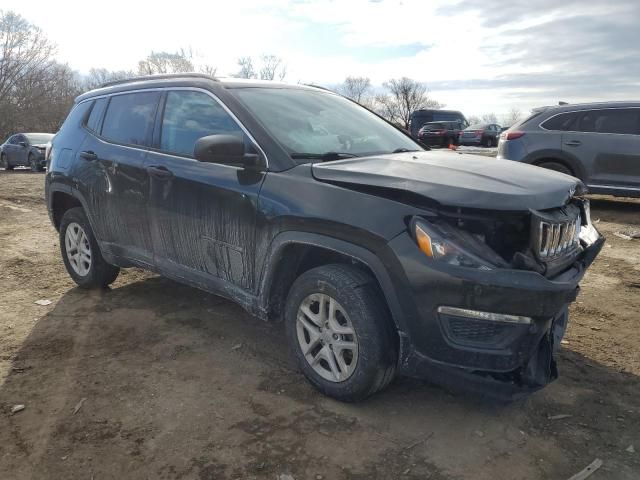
[391, 148, 421, 153]
[290, 152, 358, 162]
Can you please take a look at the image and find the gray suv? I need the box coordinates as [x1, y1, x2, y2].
[498, 102, 640, 197]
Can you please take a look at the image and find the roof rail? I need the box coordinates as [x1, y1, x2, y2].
[100, 72, 218, 88]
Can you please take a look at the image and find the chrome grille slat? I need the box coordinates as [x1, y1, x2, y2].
[536, 215, 580, 259]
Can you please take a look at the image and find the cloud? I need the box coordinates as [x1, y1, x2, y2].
[2, 0, 638, 115]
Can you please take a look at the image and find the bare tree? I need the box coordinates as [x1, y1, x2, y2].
[259, 54, 286, 81]
[137, 49, 195, 75]
[481, 112, 498, 124]
[82, 68, 135, 90]
[199, 64, 217, 77]
[0, 11, 56, 138]
[235, 57, 256, 79]
[502, 107, 523, 127]
[338, 76, 372, 105]
[375, 77, 442, 129]
[467, 115, 481, 125]
[235, 55, 286, 81]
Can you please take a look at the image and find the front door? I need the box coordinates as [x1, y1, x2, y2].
[563, 108, 640, 189]
[145, 89, 266, 292]
[9, 134, 29, 165]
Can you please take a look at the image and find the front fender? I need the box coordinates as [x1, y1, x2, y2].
[257, 231, 407, 333]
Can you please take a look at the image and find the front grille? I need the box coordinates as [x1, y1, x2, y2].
[531, 204, 581, 261]
[538, 216, 580, 258]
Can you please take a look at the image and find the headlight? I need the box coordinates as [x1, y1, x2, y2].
[412, 218, 502, 270]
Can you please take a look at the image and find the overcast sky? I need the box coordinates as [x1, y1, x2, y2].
[4, 0, 639, 118]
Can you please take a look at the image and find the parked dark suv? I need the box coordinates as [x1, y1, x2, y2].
[417, 121, 462, 147]
[45, 74, 603, 401]
[410, 109, 468, 139]
[498, 102, 640, 197]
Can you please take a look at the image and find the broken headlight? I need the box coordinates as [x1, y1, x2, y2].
[412, 218, 507, 270]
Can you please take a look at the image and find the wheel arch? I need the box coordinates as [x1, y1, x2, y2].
[523, 149, 586, 180]
[258, 232, 405, 333]
[48, 185, 93, 232]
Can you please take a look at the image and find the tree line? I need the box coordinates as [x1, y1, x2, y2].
[0, 10, 522, 143]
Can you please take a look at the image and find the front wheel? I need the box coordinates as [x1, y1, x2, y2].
[285, 264, 397, 402]
[59, 207, 120, 288]
[29, 153, 39, 172]
[1, 154, 13, 171]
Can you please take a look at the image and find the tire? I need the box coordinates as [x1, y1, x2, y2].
[284, 264, 397, 402]
[486, 137, 495, 148]
[537, 161, 573, 176]
[29, 153, 38, 172]
[59, 207, 120, 288]
[1, 154, 13, 171]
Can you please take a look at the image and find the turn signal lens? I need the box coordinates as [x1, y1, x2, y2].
[415, 225, 433, 257]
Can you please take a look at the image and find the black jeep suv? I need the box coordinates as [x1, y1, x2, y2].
[45, 74, 603, 401]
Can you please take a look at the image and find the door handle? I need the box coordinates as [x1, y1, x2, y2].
[146, 165, 173, 179]
[564, 140, 581, 147]
[79, 150, 98, 161]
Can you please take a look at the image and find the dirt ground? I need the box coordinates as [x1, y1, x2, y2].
[0, 170, 639, 480]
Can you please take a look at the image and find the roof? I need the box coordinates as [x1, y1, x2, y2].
[537, 100, 640, 113]
[76, 73, 327, 103]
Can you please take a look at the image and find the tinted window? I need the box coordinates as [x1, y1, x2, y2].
[577, 109, 640, 135]
[102, 92, 159, 146]
[25, 133, 54, 144]
[7, 136, 17, 144]
[422, 122, 445, 130]
[86, 97, 108, 133]
[160, 91, 243, 157]
[541, 112, 578, 131]
[59, 101, 94, 133]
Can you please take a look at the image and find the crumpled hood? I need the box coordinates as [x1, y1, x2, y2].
[312, 151, 584, 211]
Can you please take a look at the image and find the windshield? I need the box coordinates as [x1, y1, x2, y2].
[421, 122, 445, 130]
[24, 133, 54, 144]
[231, 87, 421, 160]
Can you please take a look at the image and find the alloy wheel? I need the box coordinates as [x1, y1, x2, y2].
[65, 222, 92, 276]
[296, 293, 359, 382]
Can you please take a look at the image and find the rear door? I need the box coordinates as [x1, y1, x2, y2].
[76, 91, 159, 266]
[145, 89, 266, 292]
[562, 108, 640, 189]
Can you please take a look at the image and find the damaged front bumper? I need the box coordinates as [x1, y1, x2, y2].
[387, 227, 604, 401]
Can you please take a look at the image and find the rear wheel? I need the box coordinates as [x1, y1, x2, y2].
[59, 207, 120, 288]
[285, 264, 397, 402]
[537, 161, 573, 176]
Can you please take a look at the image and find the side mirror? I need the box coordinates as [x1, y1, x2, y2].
[193, 134, 260, 168]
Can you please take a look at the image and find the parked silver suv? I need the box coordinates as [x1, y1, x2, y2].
[498, 102, 640, 197]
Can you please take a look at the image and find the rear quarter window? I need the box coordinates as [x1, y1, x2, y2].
[59, 101, 94, 133]
[86, 97, 108, 133]
[101, 92, 160, 146]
